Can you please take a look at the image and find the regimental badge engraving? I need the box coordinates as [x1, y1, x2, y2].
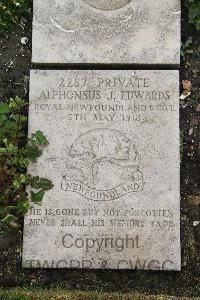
[61, 128, 144, 201]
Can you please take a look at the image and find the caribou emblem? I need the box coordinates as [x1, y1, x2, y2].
[62, 129, 144, 202]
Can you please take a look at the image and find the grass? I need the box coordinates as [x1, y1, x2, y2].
[0, 288, 196, 300]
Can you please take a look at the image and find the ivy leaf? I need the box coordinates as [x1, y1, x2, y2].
[36, 178, 54, 190]
[30, 190, 45, 204]
[31, 130, 48, 146]
[28, 176, 54, 191]
[27, 145, 42, 162]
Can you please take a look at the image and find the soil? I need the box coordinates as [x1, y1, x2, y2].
[0, 1, 199, 297]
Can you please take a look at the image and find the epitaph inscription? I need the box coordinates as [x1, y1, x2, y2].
[32, 0, 181, 64]
[23, 70, 181, 270]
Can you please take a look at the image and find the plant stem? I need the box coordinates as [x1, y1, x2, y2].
[13, 108, 21, 145]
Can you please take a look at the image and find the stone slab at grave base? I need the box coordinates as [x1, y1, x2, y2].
[32, 0, 181, 65]
[23, 70, 181, 271]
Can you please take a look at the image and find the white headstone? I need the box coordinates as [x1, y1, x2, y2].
[23, 69, 181, 270]
[32, 0, 181, 65]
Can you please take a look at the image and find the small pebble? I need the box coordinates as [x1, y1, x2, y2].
[196, 104, 200, 112]
[193, 221, 200, 227]
[189, 128, 193, 135]
[21, 37, 28, 45]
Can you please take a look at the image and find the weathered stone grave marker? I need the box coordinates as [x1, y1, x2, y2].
[23, 69, 181, 270]
[32, 0, 181, 64]
[23, 0, 181, 271]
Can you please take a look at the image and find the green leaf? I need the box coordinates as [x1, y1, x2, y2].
[15, 96, 25, 105]
[28, 176, 54, 191]
[30, 190, 45, 203]
[20, 115, 28, 122]
[31, 130, 48, 146]
[0, 128, 6, 138]
[189, 3, 200, 18]
[0, 103, 10, 114]
[18, 157, 29, 168]
[17, 201, 31, 214]
[180, 50, 184, 57]
[185, 38, 192, 47]
[0, 147, 7, 154]
[27, 144, 42, 162]
[12, 114, 20, 122]
[1, 213, 18, 223]
[13, 179, 21, 190]
[7, 206, 17, 210]
[0, 96, 53, 225]
[37, 178, 54, 190]
[0, 114, 7, 125]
